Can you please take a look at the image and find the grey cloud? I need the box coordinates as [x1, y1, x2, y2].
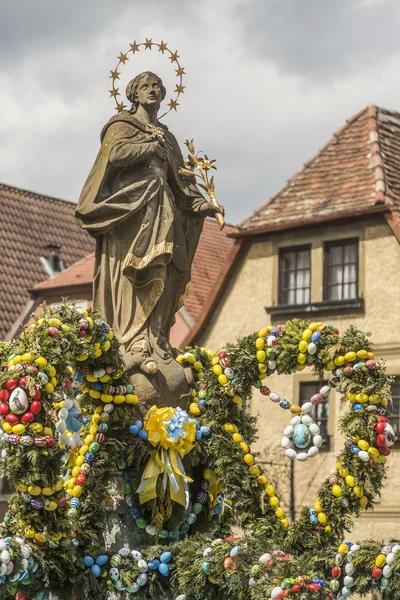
[235, 0, 400, 79]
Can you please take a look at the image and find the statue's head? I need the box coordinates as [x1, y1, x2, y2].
[126, 72, 166, 114]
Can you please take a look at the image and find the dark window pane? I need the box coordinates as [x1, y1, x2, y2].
[299, 381, 330, 449]
[325, 240, 358, 301]
[280, 246, 311, 305]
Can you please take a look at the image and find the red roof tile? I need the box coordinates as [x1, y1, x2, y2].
[0, 184, 94, 339]
[238, 105, 400, 236]
[32, 220, 238, 322]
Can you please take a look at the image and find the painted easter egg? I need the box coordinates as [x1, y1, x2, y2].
[9, 388, 28, 415]
[137, 572, 148, 586]
[110, 554, 121, 568]
[109, 567, 119, 581]
[293, 424, 311, 449]
[65, 407, 83, 433]
[159, 563, 169, 576]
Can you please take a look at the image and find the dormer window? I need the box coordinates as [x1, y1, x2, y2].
[40, 244, 65, 277]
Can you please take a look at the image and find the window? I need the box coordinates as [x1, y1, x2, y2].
[389, 376, 400, 444]
[324, 239, 358, 301]
[279, 246, 311, 305]
[0, 478, 13, 496]
[299, 381, 330, 449]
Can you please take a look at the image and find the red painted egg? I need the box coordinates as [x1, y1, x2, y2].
[333, 327, 340, 334]
[379, 446, 391, 456]
[218, 351, 227, 359]
[376, 434, 386, 447]
[0, 403, 9, 416]
[48, 327, 59, 336]
[16, 592, 27, 600]
[33, 538, 45, 547]
[46, 437, 56, 448]
[0, 389, 10, 402]
[332, 566, 341, 579]
[19, 377, 28, 388]
[30, 401, 42, 415]
[308, 583, 320, 592]
[5, 379, 18, 391]
[292, 584, 301, 592]
[372, 567, 382, 579]
[80, 329, 87, 337]
[21, 412, 34, 424]
[76, 474, 86, 485]
[26, 365, 38, 375]
[58, 496, 67, 507]
[260, 386, 270, 396]
[32, 388, 40, 400]
[375, 422, 385, 434]
[5, 414, 19, 425]
[369, 459, 378, 468]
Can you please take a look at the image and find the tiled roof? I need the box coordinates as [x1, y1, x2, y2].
[32, 219, 238, 323]
[0, 184, 94, 339]
[238, 105, 400, 236]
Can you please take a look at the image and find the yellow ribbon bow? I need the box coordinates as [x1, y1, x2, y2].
[137, 405, 196, 507]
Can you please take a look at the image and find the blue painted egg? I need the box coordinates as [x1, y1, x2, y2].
[202, 561, 210, 575]
[138, 430, 148, 440]
[350, 445, 360, 454]
[134, 420, 143, 430]
[230, 546, 241, 558]
[65, 407, 83, 433]
[311, 331, 321, 343]
[214, 504, 223, 515]
[352, 403, 363, 411]
[84, 452, 96, 463]
[148, 559, 160, 570]
[90, 564, 101, 577]
[187, 513, 197, 525]
[159, 562, 169, 576]
[200, 425, 211, 436]
[293, 423, 311, 449]
[196, 430, 202, 441]
[129, 425, 139, 435]
[83, 556, 94, 567]
[95, 555, 109, 567]
[130, 507, 141, 518]
[160, 551, 172, 564]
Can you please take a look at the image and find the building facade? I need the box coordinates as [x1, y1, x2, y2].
[194, 105, 400, 544]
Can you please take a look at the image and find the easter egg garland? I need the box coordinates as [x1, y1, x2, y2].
[0, 311, 398, 599]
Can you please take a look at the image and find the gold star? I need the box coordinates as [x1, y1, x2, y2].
[145, 38, 153, 49]
[175, 84, 185, 94]
[169, 50, 179, 63]
[109, 88, 120, 98]
[168, 98, 180, 111]
[109, 69, 120, 80]
[130, 41, 140, 53]
[116, 101, 127, 113]
[175, 66, 185, 77]
[118, 52, 129, 64]
[158, 41, 168, 53]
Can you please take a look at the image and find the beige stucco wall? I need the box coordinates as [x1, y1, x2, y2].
[200, 215, 400, 546]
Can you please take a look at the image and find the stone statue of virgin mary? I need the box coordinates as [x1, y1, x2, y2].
[76, 72, 223, 393]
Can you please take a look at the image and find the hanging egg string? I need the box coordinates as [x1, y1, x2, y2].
[83, 546, 174, 595]
[108, 39, 186, 117]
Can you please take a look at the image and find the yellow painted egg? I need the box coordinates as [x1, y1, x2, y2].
[258, 475, 268, 485]
[249, 465, 260, 477]
[125, 394, 139, 404]
[28, 485, 42, 496]
[102, 341, 111, 352]
[71, 485, 83, 497]
[256, 350, 266, 363]
[190, 403, 200, 415]
[297, 353, 307, 364]
[232, 395, 242, 406]
[45, 383, 54, 394]
[48, 366, 56, 377]
[218, 374, 228, 385]
[302, 329, 312, 341]
[232, 433, 243, 443]
[77, 354, 88, 361]
[265, 485, 275, 496]
[258, 328, 268, 338]
[2, 423, 12, 433]
[12, 424, 25, 435]
[100, 374, 111, 383]
[359, 495, 368, 509]
[334, 355, 345, 366]
[376, 554, 386, 568]
[298, 340, 308, 353]
[35, 356, 48, 367]
[101, 393, 113, 403]
[344, 351, 357, 362]
[113, 395, 125, 404]
[345, 475, 355, 487]
[54, 478, 64, 492]
[332, 485, 342, 497]
[212, 364, 223, 376]
[240, 442, 249, 453]
[255, 338, 265, 350]
[44, 501, 58, 512]
[275, 508, 285, 519]
[318, 512, 327, 524]
[269, 496, 279, 507]
[35, 532, 47, 543]
[358, 440, 369, 451]
[41, 487, 55, 496]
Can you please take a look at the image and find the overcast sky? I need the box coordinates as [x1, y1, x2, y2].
[1, 0, 400, 224]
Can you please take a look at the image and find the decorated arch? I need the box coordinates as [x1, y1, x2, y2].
[0, 305, 399, 600]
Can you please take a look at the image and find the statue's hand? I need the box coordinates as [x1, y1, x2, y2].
[199, 202, 225, 219]
[154, 141, 167, 161]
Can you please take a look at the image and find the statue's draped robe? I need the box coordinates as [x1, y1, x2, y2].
[75, 113, 204, 357]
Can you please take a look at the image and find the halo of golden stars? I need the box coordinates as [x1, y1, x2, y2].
[108, 39, 186, 118]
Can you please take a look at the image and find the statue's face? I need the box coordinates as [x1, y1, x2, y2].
[136, 74, 163, 109]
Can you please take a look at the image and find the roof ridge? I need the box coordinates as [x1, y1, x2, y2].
[238, 105, 371, 229]
[0, 182, 76, 206]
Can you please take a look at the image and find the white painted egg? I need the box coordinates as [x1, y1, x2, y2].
[291, 416, 301, 426]
[343, 575, 354, 588]
[9, 388, 28, 415]
[392, 544, 400, 552]
[308, 342, 317, 355]
[137, 559, 148, 572]
[341, 587, 351, 598]
[259, 553, 272, 565]
[268, 360, 276, 370]
[203, 547, 212, 558]
[301, 402, 313, 414]
[0, 564, 5, 576]
[271, 587, 283, 599]
[145, 525, 157, 536]
[104, 403, 114, 413]
[118, 547, 130, 557]
[93, 368, 106, 378]
[313, 435, 323, 448]
[301, 414, 313, 425]
[0, 550, 10, 563]
[345, 563, 355, 576]
[62, 399, 74, 410]
[308, 446, 319, 457]
[320, 385, 330, 396]
[269, 392, 280, 403]
[284, 425, 294, 437]
[386, 552, 395, 565]
[309, 423, 320, 435]
[137, 573, 148, 586]
[358, 451, 370, 462]
[380, 576, 389, 588]
[285, 448, 297, 459]
[281, 437, 292, 449]
[132, 550, 142, 560]
[296, 452, 308, 462]
[383, 565, 393, 578]
[350, 544, 360, 552]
